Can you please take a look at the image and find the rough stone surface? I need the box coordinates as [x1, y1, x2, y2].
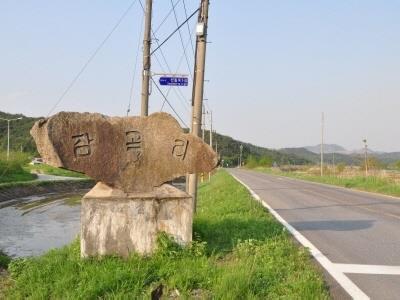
[81, 182, 193, 256]
[31, 112, 218, 192]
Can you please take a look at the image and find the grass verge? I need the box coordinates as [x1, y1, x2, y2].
[256, 167, 400, 198]
[0, 152, 37, 184]
[2, 170, 328, 299]
[0, 178, 92, 191]
[26, 164, 87, 178]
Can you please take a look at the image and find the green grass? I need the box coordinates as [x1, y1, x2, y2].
[0, 152, 37, 183]
[0, 178, 93, 191]
[256, 167, 400, 198]
[2, 171, 328, 299]
[26, 164, 87, 178]
[0, 250, 11, 270]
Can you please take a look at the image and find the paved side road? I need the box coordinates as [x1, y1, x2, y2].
[34, 173, 83, 181]
[228, 168, 400, 300]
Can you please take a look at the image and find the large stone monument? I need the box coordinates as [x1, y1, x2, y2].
[31, 112, 218, 257]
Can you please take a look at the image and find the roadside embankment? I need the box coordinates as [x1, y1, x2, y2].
[0, 179, 95, 203]
[1, 170, 328, 299]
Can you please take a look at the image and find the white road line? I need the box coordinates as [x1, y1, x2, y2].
[231, 173, 370, 300]
[334, 264, 400, 275]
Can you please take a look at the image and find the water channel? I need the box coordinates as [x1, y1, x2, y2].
[0, 191, 87, 257]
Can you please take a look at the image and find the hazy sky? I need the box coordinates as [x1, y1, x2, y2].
[1, 1, 400, 152]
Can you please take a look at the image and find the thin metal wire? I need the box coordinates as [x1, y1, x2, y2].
[151, 77, 188, 128]
[160, 33, 193, 112]
[182, 0, 196, 56]
[127, 10, 145, 116]
[170, 0, 193, 80]
[47, 0, 138, 117]
[153, 0, 182, 35]
[150, 7, 199, 56]
[138, 0, 191, 116]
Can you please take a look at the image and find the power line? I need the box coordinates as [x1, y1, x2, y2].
[127, 9, 145, 116]
[160, 33, 193, 112]
[170, 0, 193, 80]
[151, 77, 188, 128]
[47, 0, 138, 117]
[150, 7, 199, 56]
[138, 0, 192, 116]
[182, 0, 196, 56]
[153, 0, 182, 35]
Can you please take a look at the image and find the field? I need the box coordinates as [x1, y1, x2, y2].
[256, 166, 400, 198]
[0, 170, 328, 299]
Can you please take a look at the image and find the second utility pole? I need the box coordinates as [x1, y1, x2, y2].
[208, 110, 213, 181]
[188, 0, 210, 211]
[140, 0, 153, 116]
[320, 112, 324, 176]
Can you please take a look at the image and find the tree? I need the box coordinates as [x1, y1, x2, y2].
[336, 163, 346, 174]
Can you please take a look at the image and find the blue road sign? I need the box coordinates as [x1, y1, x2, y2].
[159, 76, 188, 86]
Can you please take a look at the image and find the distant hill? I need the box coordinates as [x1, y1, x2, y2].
[375, 152, 400, 164]
[280, 147, 362, 165]
[305, 144, 348, 154]
[204, 131, 311, 167]
[0, 111, 41, 153]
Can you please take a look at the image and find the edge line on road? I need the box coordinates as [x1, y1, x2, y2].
[230, 173, 370, 300]
[257, 170, 400, 202]
[334, 264, 400, 275]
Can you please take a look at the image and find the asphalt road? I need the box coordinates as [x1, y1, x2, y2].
[34, 173, 82, 181]
[229, 168, 400, 300]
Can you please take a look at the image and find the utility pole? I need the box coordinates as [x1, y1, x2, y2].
[215, 131, 218, 154]
[239, 144, 243, 168]
[332, 152, 336, 176]
[209, 110, 213, 149]
[188, 0, 210, 211]
[320, 112, 324, 176]
[202, 104, 206, 141]
[208, 110, 213, 181]
[0, 117, 23, 160]
[363, 139, 368, 176]
[140, 0, 152, 116]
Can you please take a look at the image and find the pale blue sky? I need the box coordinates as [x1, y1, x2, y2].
[1, 1, 400, 151]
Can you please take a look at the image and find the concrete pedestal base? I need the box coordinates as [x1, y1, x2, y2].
[81, 182, 193, 257]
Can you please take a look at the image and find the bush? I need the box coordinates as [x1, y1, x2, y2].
[0, 250, 11, 269]
[336, 163, 346, 174]
[246, 155, 273, 168]
[0, 152, 36, 183]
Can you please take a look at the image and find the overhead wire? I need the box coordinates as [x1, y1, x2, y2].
[151, 77, 188, 128]
[46, 0, 138, 117]
[182, 0, 196, 57]
[138, 0, 191, 123]
[150, 7, 199, 56]
[127, 9, 145, 116]
[160, 33, 193, 112]
[170, 0, 193, 81]
[153, 0, 182, 35]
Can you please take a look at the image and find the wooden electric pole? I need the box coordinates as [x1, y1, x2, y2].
[363, 139, 368, 176]
[140, 0, 152, 116]
[188, 0, 210, 211]
[239, 144, 243, 168]
[208, 110, 213, 181]
[320, 112, 324, 176]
